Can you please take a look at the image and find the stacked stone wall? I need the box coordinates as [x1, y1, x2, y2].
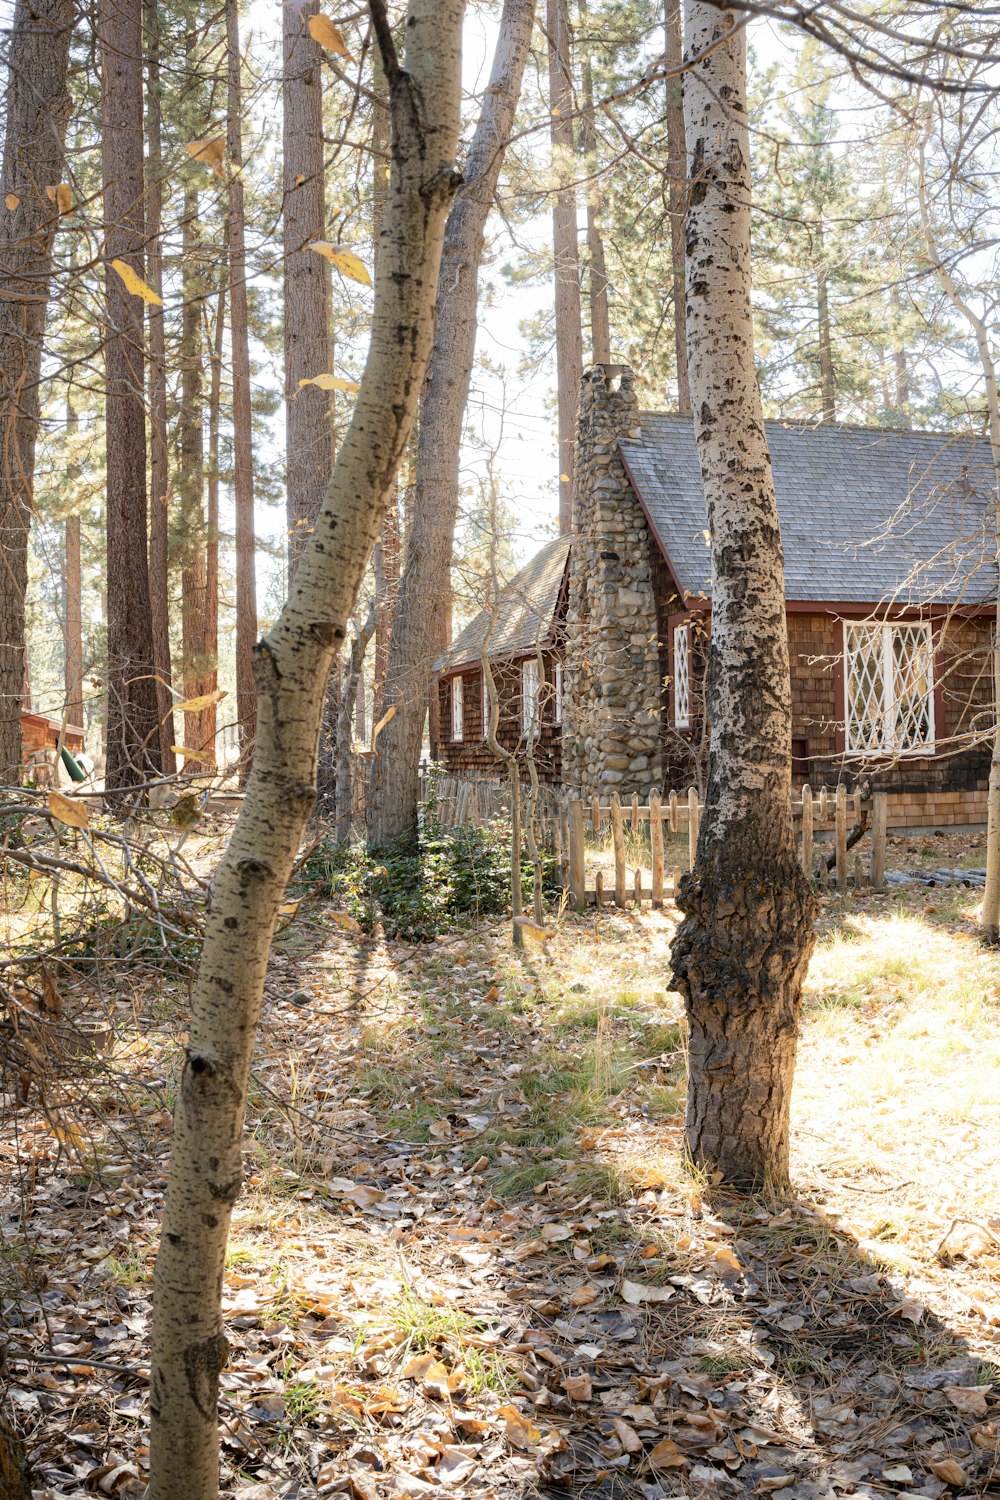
[562, 366, 663, 798]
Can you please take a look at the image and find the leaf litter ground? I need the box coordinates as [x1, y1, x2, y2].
[2, 831, 999, 1499]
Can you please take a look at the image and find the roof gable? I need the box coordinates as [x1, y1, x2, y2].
[439, 536, 571, 673]
[620, 416, 996, 607]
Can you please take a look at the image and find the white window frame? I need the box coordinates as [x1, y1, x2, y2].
[673, 623, 690, 729]
[844, 620, 935, 756]
[451, 674, 464, 742]
[521, 658, 540, 739]
[554, 661, 564, 725]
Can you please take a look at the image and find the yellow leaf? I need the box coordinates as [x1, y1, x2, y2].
[713, 1245, 743, 1275]
[308, 12, 353, 57]
[170, 744, 213, 761]
[328, 911, 362, 933]
[559, 473, 570, 482]
[928, 1458, 967, 1487]
[185, 137, 226, 178]
[513, 916, 552, 942]
[55, 182, 72, 213]
[646, 1435, 687, 1469]
[175, 687, 227, 714]
[371, 702, 396, 748]
[277, 899, 300, 919]
[4, 193, 18, 211]
[47, 790, 89, 830]
[296, 373, 360, 394]
[497, 1403, 542, 1450]
[308, 241, 372, 286]
[110, 259, 164, 306]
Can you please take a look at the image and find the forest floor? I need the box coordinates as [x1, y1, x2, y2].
[2, 832, 999, 1500]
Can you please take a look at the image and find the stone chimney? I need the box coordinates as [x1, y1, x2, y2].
[562, 365, 663, 799]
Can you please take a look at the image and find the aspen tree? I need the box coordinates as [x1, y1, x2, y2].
[147, 5, 465, 1494]
[669, 2, 816, 1190]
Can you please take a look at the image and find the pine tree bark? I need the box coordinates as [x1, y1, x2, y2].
[147, 8, 464, 1494]
[577, 0, 611, 365]
[101, 0, 162, 789]
[547, 0, 584, 532]
[0, 0, 73, 781]
[205, 284, 225, 763]
[178, 184, 214, 763]
[65, 511, 83, 729]
[283, 0, 330, 579]
[665, 0, 689, 412]
[669, 3, 816, 1192]
[145, 0, 176, 773]
[365, 0, 535, 848]
[227, 0, 258, 765]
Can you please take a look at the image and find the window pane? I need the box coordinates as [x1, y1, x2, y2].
[673, 625, 690, 728]
[892, 625, 934, 751]
[522, 659, 539, 737]
[845, 623, 884, 754]
[451, 675, 463, 740]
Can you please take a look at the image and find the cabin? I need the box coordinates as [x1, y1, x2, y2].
[20, 710, 86, 782]
[437, 365, 997, 830]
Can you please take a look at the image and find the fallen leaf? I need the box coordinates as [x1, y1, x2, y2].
[186, 137, 226, 177]
[47, 789, 89, 829]
[429, 1117, 453, 1139]
[945, 1385, 991, 1415]
[621, 1278, 675, 1305]
[296, 373, 360, 394]
[308, 241, 372, 286]
[109, 258, 164, 305]
[5, 193, 19, 210]
[401, 1353, 457, 1400]
[347, 1183, 382, 1209]
[883, 1464, 913, 1483]
[928, 1458, 967, 1487]
[713, 1245, 743, 1275]
[892, 1298, 926, 1325]
[329, 911, 362, 932]
[308, 12, 353, 57]
[568, 1284, 598, 1307]
[611, 1417, 642, 1455]
[497, 1403, 541, 1451]
[540, 1223, 571, 1242]
[562, 1373, 592, 1401]
[436, 1447, 476, 1485]
[646, 1435, 686, 1469]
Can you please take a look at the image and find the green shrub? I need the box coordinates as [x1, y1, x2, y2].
[301, 811, 557, 941]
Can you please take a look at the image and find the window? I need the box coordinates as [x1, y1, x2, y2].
[554, 662, 564, 725]
[673, 624, 690, 729]
[451, 674, 464, 741]
[521, 658, 540, 738]
[481, 673, 491, 740]
[844, 621, 934, 755]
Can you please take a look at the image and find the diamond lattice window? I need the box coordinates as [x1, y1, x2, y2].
[673, 624, 690, 729]
[844, 622, 934, 755]
[521, 659, 540, 738]
[451, 674, 464, 741]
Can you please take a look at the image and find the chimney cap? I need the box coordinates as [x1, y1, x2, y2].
[586, 362, 634, 391]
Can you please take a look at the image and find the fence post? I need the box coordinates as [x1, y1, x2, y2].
[870, 789, 887, 890]
[569, 798, 586, 911]
[801, 783, 813, 879]
[633, 867, 642, 907]
[672, 864, 682, 896]
[631, 792, 641, 833]
[688, 787, 700, 870]
[611, 792, 627, 907]
[595, 869, 604, 907]
[649, 790, 664, 908]
[835, 783, 848, 893]
[668, 789, 678, 833]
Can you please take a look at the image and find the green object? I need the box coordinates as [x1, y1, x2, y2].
[60, 744, 86, 782]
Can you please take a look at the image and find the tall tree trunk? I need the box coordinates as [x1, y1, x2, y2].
[145, 0, 176, 773]
[65, 513, 83, 729]
[0, 0, 73, 781]
[101, 0, 162, 789]
[147, 8, 464, 1494]
[669, 2, 816, 1192]
[547, 0, 584, 533]
[816, 219, 836, 421]
[365, 0, 536, 848]
[227, 0, 258, 766]
[665, 0, 689, 412]
[577, 0, 611, 364]
[283, 0, 330, 578]
[205, 284, 225, 764]
[372, 495, 400, 723]
[178, 185, 213, 762]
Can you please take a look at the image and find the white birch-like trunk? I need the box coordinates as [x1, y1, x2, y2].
[669, 3, 815, 1191]
[147, 8, 464, 1496]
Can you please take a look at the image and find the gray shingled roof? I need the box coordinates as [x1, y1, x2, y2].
[439, 536, 570, 673]
[620, 416, 997, 606]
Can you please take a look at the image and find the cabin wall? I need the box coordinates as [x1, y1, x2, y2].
[788, 610, 991, 829]
[437, 653, 563, 784]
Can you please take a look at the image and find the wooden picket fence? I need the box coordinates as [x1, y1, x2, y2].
[421, 772, 890, 911]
